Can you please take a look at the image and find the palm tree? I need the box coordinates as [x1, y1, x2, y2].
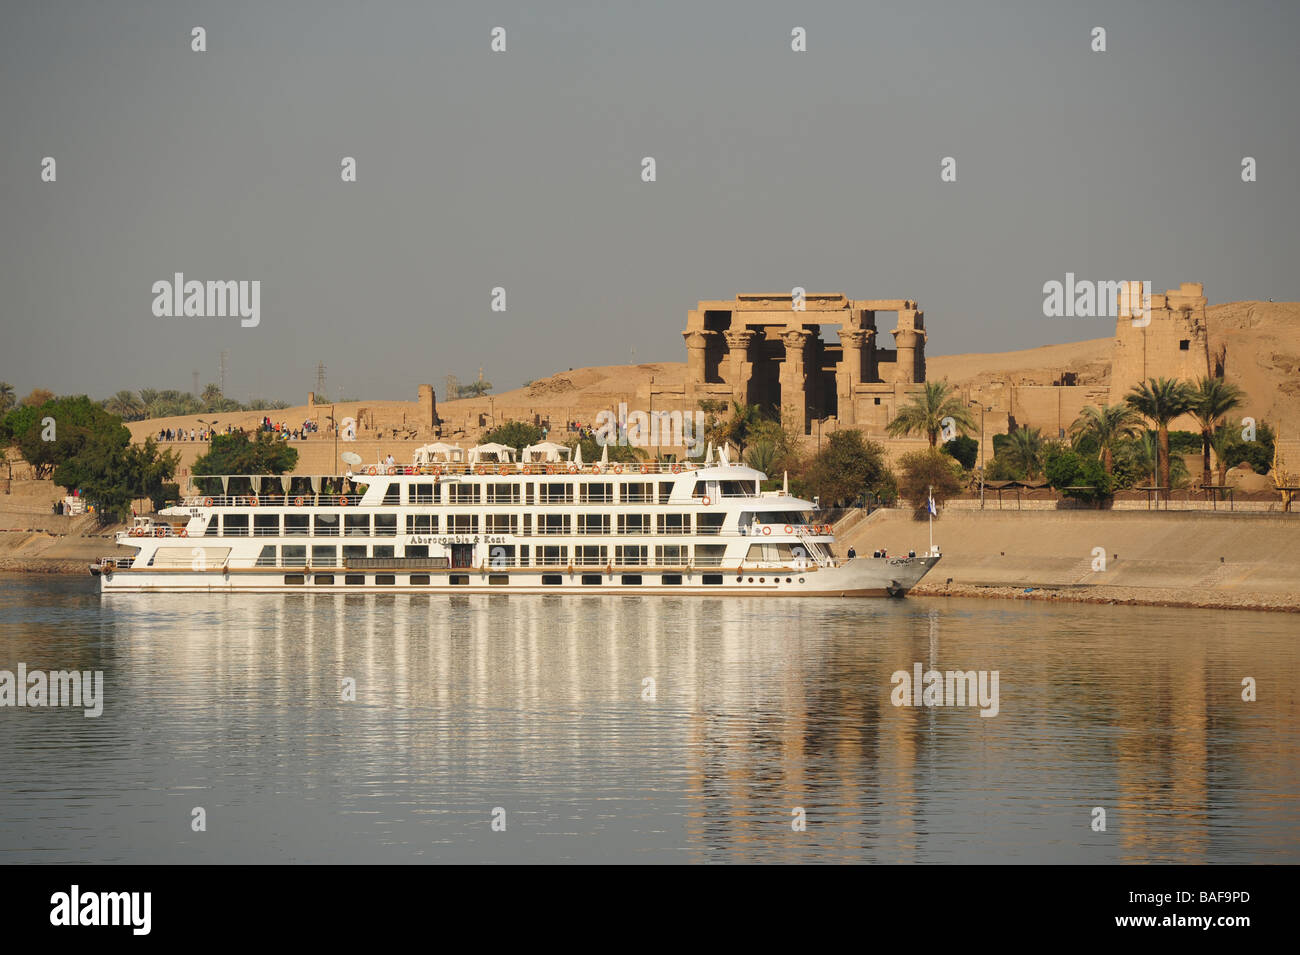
[1125, 377, 1195, 501]
[886, 381, 976, 447]
[1003, 427, 1046, 480]
[104, 390, 145, 421]
[726, 401, 762, 455]
[1188, 376, 1244, 490]
[1069, 403, 1143, 474]
[0, 382, 14, 415]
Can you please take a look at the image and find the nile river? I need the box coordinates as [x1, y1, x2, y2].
[1, 576, 1296, 863]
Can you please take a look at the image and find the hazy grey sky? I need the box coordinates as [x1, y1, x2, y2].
[3, 0, 1297, 404]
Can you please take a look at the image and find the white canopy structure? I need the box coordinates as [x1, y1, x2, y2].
[468, 442, 516, 464]
[520, 441, 572, 464]
[411, 443, 464, 465]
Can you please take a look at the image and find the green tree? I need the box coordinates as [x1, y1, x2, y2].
[942, 434, 978, 470]
[21, 388, 55, 408]
[1188, 377, 1245, 489]
[103, 390, 146, 421]
[1125, 377, 1195, 501]
[886, 381, 975, 446]
[1002, 427, 1046, 481]
[483, 420, 545, 451]
[896, 448, 963, 518]
[192, 431, 298, 492]
[1068, 403, 1143, 474]
[1044, 445, 1114, 505]
[803, 429, 893, 508]
[0, 382, 14, 415]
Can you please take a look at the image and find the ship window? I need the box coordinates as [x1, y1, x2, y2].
[448, 483, 479, 504]
[618, 514, 651, 535]
[694, 544, 726, 566]
[204, 517, 219, 537]
[283, 574, 305, 585]
[541, 574, 562, 585]
[620, 574, 643, 585]
[616, 545, 647, 566]
[537, 545, 567, 566]
[382, 484, 400, 505]
[313, 513, 339, 537]
[281, 545, 307, 567]
[447, 514, 478, 534]
[285, 514, 310, 536]
[744, 543, 795, 561]
[486, 514, 517, 534]
[696, 513, 724, 535]
[374, 513, 397, 536]
[537, 514, 568, 536]
[580, 483, 613, 503]
[254, 514, 280, 536]
[622, 482, 652, 503]
[661, 574, 683, 585]
[373, 545, 395, 559]
[406, 514, 436, 534]
[314, 575, 334, 585]
[487, 484, 520, 504]
[410, 574, 430, 585]
[345, 575, 365, 585]
[489, 574, 509, 586]
[375, 574, 395, 585]
[488, 544, 515, 567]
[450, 574, 469, 586]
[343, 545, 367, 562]
[539, 482, 573, 504]
[658, 482, 673, 504]
[223, 514, 249, 537]
[581, 574, 602, 585]
[656, 514, 690, 535]
[702, 574, 724, 585]
[655, 545, 686, 565]
[311, 545, 337, 567]
[344, 514, 370, 536]
[410, 483, 435, 504]
[405, 545, 429, 558]
[575, 545, 607, 566]
[256, 545, 277, 567]
[578, 514, 610, 535]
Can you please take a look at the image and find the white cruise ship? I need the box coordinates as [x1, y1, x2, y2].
[92, 442, 939, 596]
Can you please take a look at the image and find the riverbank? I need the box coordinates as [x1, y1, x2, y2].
[842, 507, 1300, 613]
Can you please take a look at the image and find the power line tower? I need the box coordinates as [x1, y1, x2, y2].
[316, 361, 328, 401]
[218, 350, 229, 395]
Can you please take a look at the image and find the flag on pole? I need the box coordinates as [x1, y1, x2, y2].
[927, 495, 937, 516]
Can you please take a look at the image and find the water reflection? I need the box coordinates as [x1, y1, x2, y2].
[0, 576, 1295, 863]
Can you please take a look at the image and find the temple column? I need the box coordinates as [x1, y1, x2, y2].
[780, 329, 812, 434]
[723, 329, 756, 406]
[891, 314, 926, 384]
[683, 329, 712, 403]
[837, 329, 870, 427]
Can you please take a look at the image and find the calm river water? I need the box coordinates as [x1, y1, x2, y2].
[1, 575, 1296, 863]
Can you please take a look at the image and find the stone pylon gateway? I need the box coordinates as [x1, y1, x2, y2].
[679, 293, 928, 434]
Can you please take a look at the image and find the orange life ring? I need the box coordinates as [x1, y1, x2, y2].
[432, 465, 444, 476]
[130, 528, 141, 537]
[498, 465, 510, 475]
[203, 497, 213, 507]
[339, 496, 350, 507]
[366, 466, 377, 475]
[294, 496, 305, 507]
[179, 528, 188, 537]
[387, 466, 397, 475]
[546, 464, 556, 474]
[249, 495, 259, 507]
[824, 524, 832, 534]
[762, 525, 771, 536]
[672, 464, 683, 473]
[475, 465, 486, 475]
[784, 524, 793, 534]
[154, 527, 165, 538]
[613, 464, 624, 474]
[568, 465, 579, 474]
[702, 495, 712, 506]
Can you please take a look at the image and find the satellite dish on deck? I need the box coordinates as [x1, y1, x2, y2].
[340, 451, 362, 466]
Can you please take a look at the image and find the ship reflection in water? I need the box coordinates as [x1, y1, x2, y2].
[0, 577, 1296, 863]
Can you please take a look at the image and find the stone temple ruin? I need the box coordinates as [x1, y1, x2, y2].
[672, 293, 929, 435]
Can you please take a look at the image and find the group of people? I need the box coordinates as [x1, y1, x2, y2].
[157, 427, 210, 442]
[260, 417, 318, 441]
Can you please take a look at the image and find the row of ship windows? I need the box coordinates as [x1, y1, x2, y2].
[208, 513, 726, 536]
[280, 572, 803, 586]
[371, 479, 756, 506]
[249, 543, 804, 567]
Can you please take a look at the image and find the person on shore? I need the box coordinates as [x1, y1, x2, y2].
[847, 546, 856, 559]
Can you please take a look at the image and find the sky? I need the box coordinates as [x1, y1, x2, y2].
[3, 0, 1298, 405]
